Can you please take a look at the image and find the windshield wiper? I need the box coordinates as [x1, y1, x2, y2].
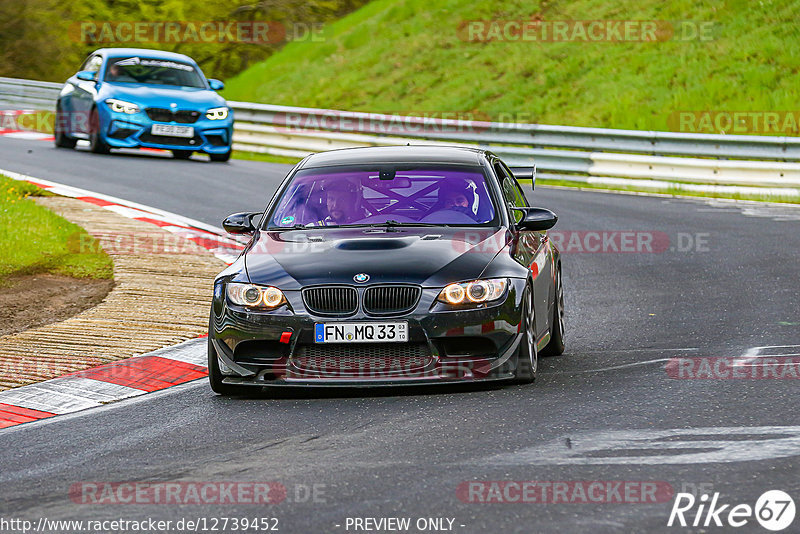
[371, 220, 442, 228]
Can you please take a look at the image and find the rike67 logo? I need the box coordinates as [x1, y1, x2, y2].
[668, 490, 795, 531]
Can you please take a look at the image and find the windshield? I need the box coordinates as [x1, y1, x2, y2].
[267, 165, 498, 229]
[104, 56, 206, 88]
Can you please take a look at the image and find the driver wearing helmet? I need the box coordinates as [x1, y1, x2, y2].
[313, 178, 369, 226]
[437, 178, 480, 221]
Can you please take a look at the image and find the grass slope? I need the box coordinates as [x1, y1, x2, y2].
[0, 176, 113, 284]
[222, 0, 800, 132]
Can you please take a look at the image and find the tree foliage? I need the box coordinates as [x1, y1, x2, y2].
[0, 0, 368, 82]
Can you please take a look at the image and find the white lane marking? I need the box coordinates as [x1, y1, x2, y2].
[147, 337, 208, 367]
[733, 345, 800, 367]
[483, 426, 800, 465]
[704, 199, 800, 221]
[578, 347, 699, 353]
[544, 359, 671, 375]
[543, 348, 698, 375]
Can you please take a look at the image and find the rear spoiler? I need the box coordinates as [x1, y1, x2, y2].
[509, 165, 536, 190]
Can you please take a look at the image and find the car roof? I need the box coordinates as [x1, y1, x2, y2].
[297, 146, 490, 169]
[92, 48, 197, 64]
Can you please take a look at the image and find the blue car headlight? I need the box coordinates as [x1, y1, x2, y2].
[206, 107, 229, 120]
[105, 99, 140, 114]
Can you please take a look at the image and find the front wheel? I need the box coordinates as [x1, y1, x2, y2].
[88, 108, 110, 154]
[54, 105, 77, 149]
[541, 264, 565, 356]
[209, 149, 231, 162]
[208, 335, 248, 396]
[511, 287, 537, 384]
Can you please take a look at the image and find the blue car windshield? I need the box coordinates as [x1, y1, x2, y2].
[267, 165, 498, 228]
[104, 57, 206, 88]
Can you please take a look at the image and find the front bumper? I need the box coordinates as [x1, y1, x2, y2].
[99, 106, 233, 153]
[210, 280, 528, 386]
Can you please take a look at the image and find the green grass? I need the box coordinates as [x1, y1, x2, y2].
[0, 176, 113, 284]
[231, 150, 303, 165]
[222, 0, 800, 133]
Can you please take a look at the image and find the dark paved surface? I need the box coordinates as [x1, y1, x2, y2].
[1, 136, 798, 533]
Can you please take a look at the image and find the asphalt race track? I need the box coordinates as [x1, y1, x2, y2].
[1, 136, 798, 533]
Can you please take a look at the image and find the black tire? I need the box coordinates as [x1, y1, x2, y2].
[88, 108, 110, 154]
[172, 150, 193, 160]
[209, 149, 231, 162]
[541, 264, 565, 356]
[207, 332, 248, 396]
[511, 287, 537, 384]
[54, 104, 77, 149]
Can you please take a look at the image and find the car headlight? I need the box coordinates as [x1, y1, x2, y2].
[105, 99, 139, 114]
[206, 107, 229, 120]
[437, 278, 509, 305]
[226, 283, 286, 308]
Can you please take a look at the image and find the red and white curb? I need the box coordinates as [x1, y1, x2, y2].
[0, 170, 248, 430]
[0, 131, 53, 141]
[0, 111, 54, 141]
[0, 168, 246, 264]
[0, 337, 209, 429]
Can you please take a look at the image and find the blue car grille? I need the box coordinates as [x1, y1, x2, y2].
[139, 132, 202, 147]
[145, 108, 200, 124]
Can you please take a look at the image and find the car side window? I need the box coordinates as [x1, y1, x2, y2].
[80, 55, 102, 74]
[495, 162, 526, 223]
[500, 162, 530, 206]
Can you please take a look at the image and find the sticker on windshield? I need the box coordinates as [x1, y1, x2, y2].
[114, 57, 193, 71]
[280, 216, 295, 226]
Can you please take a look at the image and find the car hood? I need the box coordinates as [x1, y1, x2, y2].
[244, 227, 509, 289]
[98, 83, 226, 109]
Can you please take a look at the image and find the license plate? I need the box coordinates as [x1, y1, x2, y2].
[315, 322, 408, 343]
[151, 124, 194, 138]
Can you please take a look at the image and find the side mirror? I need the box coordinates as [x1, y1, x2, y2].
[76, 71, 97, 82]
[514, 207, 557, 231]
[223, 212, 261, 234]
[208, 79, 225, 91]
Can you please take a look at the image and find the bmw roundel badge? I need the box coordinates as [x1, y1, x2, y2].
[353, 273, 370, 283]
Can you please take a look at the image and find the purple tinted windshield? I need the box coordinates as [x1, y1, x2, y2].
[268, 167, 497, 228]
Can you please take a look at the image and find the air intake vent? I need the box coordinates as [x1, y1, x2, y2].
[291, 342, 433, 377]
[145, 108, 201, 123]
[363, 285, 420, 316]
[302, 286, 358, 316]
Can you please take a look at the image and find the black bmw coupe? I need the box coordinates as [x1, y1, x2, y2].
[208, 146, 564, 393]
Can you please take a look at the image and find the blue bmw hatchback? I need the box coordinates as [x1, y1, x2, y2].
[54, 48, 234, 161]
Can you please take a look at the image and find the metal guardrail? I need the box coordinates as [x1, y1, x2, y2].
[0, 77, 62, 110]
[2, 76, 800, 193]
